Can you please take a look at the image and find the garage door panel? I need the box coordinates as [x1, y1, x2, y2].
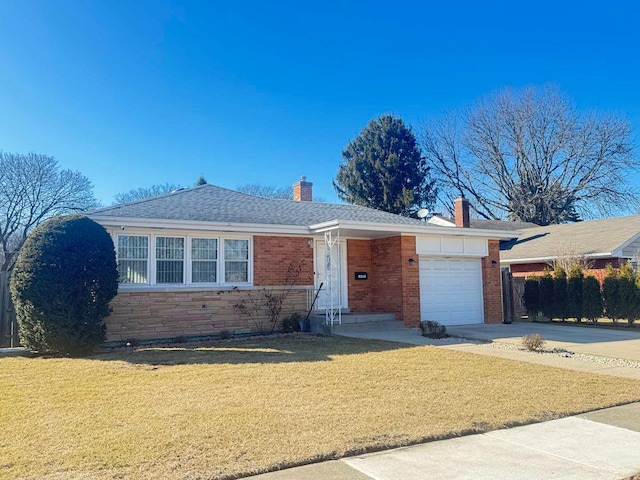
[419, 256, 484, 326]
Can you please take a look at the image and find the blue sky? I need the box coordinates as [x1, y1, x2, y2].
[0, 1, 638, 206]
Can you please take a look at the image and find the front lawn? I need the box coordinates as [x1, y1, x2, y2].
[2, 335, 639, 479]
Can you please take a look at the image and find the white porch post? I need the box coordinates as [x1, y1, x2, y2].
[324, 230, 342, 326]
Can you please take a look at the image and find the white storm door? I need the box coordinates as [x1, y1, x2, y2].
[314, 240, 348, 311]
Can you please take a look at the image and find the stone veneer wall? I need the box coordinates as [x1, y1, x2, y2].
[105, 288, 308, 342]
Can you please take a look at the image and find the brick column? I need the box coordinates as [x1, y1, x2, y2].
[481, 239, 503, 323]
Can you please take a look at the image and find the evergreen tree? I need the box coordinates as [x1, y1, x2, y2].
[552, 265, 568, 321]
[582, 276, 603, 323]
[566, 264, 584, 322]
[619, 262, 638, 325]
[334, 114, 437, 216]
[539, 269, 554, 320]
[602, 264, 621, 323]
[195, 176, 208, 186]
[10, 215, 118, 355]
[523, 276, 540, 321]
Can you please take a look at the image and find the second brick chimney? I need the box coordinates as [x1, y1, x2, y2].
[454, 196, 470, 228]
[293, 176, 313, 201]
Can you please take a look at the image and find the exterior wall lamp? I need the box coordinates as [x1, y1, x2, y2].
[408, 258, 416, 266]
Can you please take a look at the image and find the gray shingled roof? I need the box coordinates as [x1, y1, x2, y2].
[431, 215, 538, 231]
[89, 184, 432, 227]
[500, 215, 640, 261]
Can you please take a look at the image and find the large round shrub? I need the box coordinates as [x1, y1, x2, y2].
[10, 215, 118, 354]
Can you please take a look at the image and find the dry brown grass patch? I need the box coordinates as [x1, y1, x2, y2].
[1, 335, 639, 479]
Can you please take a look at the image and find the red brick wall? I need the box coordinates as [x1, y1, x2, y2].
[481, 240, 503, 324]
[347, 239, 373, 312]
[253, 236, 314, 286]
[400, 236, 420, 326]
[509, 258, 621, 284]
[371, 236, 402, 318]
[370, 236, 420, 326]
[293, 181, 312, 201]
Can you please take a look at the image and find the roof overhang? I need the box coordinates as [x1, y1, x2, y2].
[500, 252, 614, 265]
[90, 215, 518, 241]
[89, 215, 312, 235]
[309, 219, 518, 240]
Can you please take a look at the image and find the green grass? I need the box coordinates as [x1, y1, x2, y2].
[2, 335, 639, 479]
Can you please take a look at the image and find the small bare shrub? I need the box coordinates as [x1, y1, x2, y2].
[234, 260, 304, 334]
[419, 320, 447, 339]
[219, 330, 233, 340]
[522, 333, 546, 352]
[282, 313, 302, 333]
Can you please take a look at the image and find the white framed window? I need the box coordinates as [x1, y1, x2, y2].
[115, 232, 251, 287]
[224, 239, 249, 283]
[156, 237, 185, 284]
[117, 235, 149, 284]
[192, 238, 218, 283]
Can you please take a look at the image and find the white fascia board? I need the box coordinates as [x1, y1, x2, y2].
[611, 231, 640, 258]
[89, 215, 311, 236]
[309, 219, 518, 240]
[500, 252, 614, 265]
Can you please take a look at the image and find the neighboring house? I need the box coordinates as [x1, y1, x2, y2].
[89, 180, 515, 342]
[428, 214, 538, 231]
[500, 215, 640, 282]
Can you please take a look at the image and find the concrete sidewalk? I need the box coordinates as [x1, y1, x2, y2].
[252, 403, 640, 480]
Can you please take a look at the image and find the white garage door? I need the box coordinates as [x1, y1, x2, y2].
[419, 257, 484, 325]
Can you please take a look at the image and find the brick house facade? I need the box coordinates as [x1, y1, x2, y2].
[91, 183, 513, 342]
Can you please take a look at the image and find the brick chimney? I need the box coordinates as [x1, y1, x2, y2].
[454, 197, 470, 228]
[293, 176, 312, 202]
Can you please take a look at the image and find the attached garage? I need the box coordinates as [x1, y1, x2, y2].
[416, 234, 489, 326]
[419, 257, 484, 325]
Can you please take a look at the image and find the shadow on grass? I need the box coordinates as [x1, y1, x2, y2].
[90, 334, 415, 366]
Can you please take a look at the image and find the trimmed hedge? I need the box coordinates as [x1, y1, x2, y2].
[524, 263, 637, 324]
[10, 215, 118, 355]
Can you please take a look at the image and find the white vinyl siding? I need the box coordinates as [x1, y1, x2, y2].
[117, 235, 149, 284]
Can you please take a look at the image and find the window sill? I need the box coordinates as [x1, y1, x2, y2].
[116, 284, 314, 293]
[117, 284, 254, 293]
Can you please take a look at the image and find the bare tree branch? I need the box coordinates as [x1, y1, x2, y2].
[113, 183, 183, 204]
[420, 85, 638, 225]
[0, 152, 98, 271]
[235, 184, 294, 200]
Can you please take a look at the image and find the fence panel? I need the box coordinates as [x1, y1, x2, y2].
[512, 276, 527, 319]
[0, 271, 18, 347]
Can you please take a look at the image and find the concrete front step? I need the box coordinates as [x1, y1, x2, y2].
[309, 313, 396, 325]
[331, 320, 406, 334]
[309, 313, 404, 335]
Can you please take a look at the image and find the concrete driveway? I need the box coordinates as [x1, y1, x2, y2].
[447, 322, 640, 362]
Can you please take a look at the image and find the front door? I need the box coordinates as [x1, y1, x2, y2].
[314, 239, 348, 311]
